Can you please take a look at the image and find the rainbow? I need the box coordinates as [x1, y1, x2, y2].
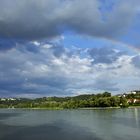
[103, 38, 140, 54]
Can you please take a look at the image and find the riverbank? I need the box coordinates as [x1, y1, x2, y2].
[128, 106, 140, 109]
[1, 106, 140, 110]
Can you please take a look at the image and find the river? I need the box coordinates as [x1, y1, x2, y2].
[0, 108, 140, 140]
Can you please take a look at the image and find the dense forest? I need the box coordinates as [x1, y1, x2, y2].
[1, 92, 137, 109]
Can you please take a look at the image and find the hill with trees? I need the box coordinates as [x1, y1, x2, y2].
[0, 92, 131, 109]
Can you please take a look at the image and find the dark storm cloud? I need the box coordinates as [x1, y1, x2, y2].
[0, 0, 63, 39]
[0, 0, 139, 40]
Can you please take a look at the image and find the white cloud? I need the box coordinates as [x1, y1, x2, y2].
[0, 41, 140, 97]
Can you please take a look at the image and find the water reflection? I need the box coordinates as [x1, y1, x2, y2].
[0, 109, 140, 140]
[134, 108, 139, 128]
[0, 119, 101, 140]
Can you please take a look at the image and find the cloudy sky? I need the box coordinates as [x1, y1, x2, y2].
[0, 0, 140, 98]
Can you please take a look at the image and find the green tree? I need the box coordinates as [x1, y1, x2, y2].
[120, 97, 129, 108]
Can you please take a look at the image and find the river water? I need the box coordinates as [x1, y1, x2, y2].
[0, 108, 140, 140]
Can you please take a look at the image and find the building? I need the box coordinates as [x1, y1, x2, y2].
[127, 99, 140, 104]
[0, 98, 6, 101]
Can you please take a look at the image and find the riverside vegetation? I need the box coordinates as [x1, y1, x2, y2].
[0, 92, 140, 109]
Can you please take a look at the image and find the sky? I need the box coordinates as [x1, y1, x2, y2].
[0, 0, 140, 98]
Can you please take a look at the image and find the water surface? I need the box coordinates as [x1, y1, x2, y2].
[0, 108, 140, 140]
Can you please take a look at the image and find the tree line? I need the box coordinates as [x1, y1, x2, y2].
[0, 92, 130, 109]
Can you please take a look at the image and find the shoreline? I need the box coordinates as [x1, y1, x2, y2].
[0, 106, 140, 110]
